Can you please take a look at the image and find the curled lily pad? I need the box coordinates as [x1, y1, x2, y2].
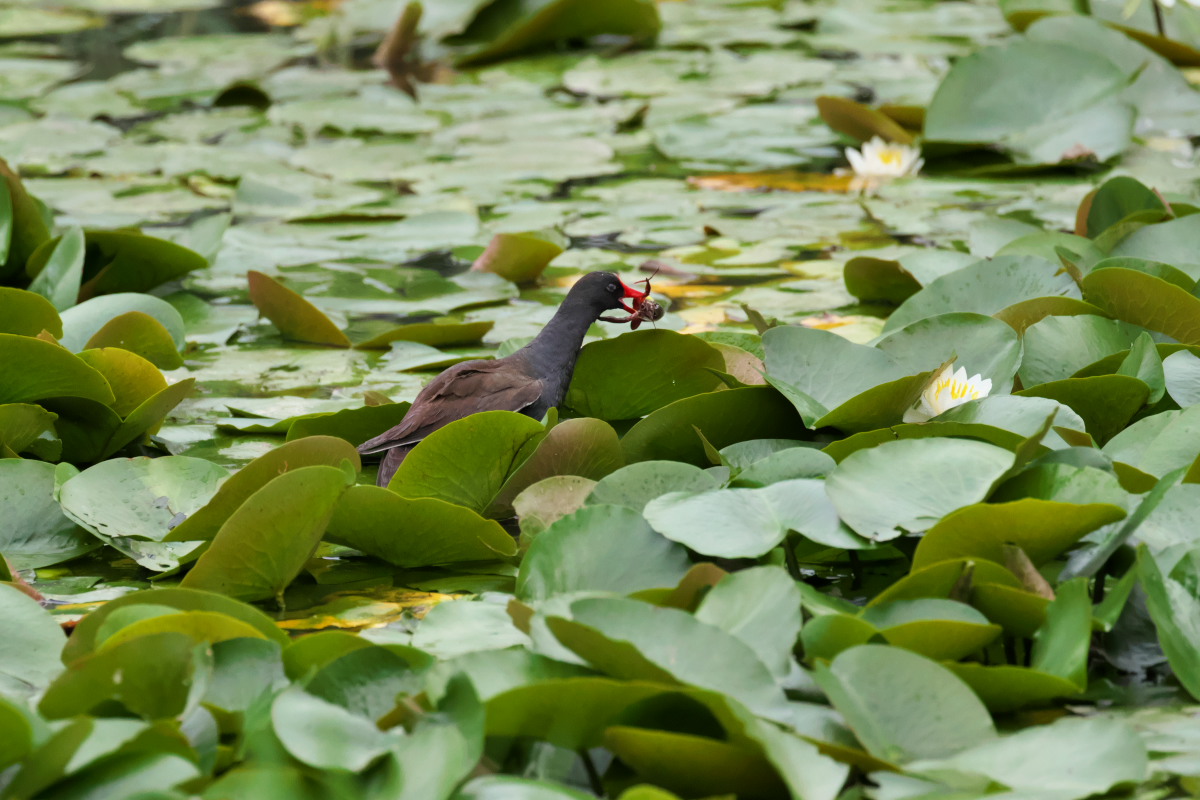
[84, 311, 184, 370]
[59, 293, 186, 353]
[0, 402, 58, 458]
[247, 270, 352, 348]
[470, 231, 565, 285]
[587, 460, 719, 512]
[326, 484, 517, 567]
[0, 286, 62, 337]
[25, 226, 83, 312]
[181, 465, 353, 602]
[0, 334, 114, 405]
[621, 386, 808, 465]
[565, 330, 724, 421]
[912, 499, 1126, 570]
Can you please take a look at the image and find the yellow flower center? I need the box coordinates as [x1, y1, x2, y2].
[934, 377, 982, 401]
[878, 149, 903, 165]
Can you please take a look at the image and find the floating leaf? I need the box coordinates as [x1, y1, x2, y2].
[353, 320, 494, 350]
[470, 231, 564, 285]
[815, 95, 914, 144]
[826, 438, 1015, 541]
[326, 485, 517, 566]
[167, 436, 361, 542]
[1083, 267, 1200, 345]
[1015, 374, 1149, 445]
[813, 644, 995, 764]
[565, 330, 724, 421]
[488, 417, 624, 517]
[0, 402, 58, 458]
[621, 387, 809, 466]
[587, 460, 719, 512]
[181, 465, 351, 602]
[78, 230, 208, 298]
[0, 459, 95, 570]
[644, 479, 866, 557]
[26, 226, 84, 311]
[0, 334, 114, 405]
[0, 583, 67, 698]
[85, 311, 184, 370]
[0, 286, 62, 338]
[59, 293, 186, 353]
[912, 499, 1126, 570]
[247, 270, 352, 348]
[389, 410, 545, 514]
[517, 505, 691, 602]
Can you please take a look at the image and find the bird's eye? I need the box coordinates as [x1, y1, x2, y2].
[607, 283, 618, 293]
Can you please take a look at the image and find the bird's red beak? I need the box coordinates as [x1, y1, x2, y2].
[619, 280, 648, 312]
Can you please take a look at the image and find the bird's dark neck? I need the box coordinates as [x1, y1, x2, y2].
[519, 293, 600, 404]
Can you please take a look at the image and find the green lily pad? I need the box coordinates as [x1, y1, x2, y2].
[487, 417, 624, 517]
[815, 95, 914, 145]
[801, 614, 880, 662]
[883, 256, 1079, 333]
[565, 330, 724, 421]
[326, 485, 517, 566]
[874, 312, 1021, 391]
[0, 333, 114, 405]
[621, 386, 808, 466]
[694, 566, 802, 678]
[247, 270, 352, 348]
[906, 715, 1147, 796]
[861, 599, 1002, 662]
[0, 286, 62, 337]
[603, 726, 785, 799]
[513, 475, 596, 540]
[26, 226, 83, 312]
[40, 632, 205, 720]
[813, 644, 995, 764]
[0, 158, 51, 282]
[353, 320, 494, 351]
[59, 455, 228, 571]
[644, 478, 867, 556]
[1104, 406, 1200, 479]
[547, 596, 788, 719]
[826, 438, 1015, 541]
[388, 410, 545, 514]
[0, 459, 95, 570]
[63, 587, 289, 664]
[167, 436, 361, 542]
[98, 610, 270, 651]
[1019, 314, 1144, 387]
[944, 663, 1083, 713]
[0, 695, 32, 771]
[58, 293, 186, 353]
[1015, 374, 1149, 444]
[1030, 577, 1091, 688]
[78, 229, 207, 297]
[75, 347, 166, 418]
[181, 465, 351, 602]
[470, 231, 565, 285]
[0, 402, 58, 458]
[1137, 545, 1200, 701]
[271, 685, 396, 771]
[84, 311, 184, 370]
[587, 460, 719, 512]
[924, 40, 1133, 164]
[516, 504, 691, 602]
[0, 583, 67, 699]
[867, 557, 1020, 608]
[451, 0, 661, 66]
[970, 582, 1049, 638]
[1083, 267, 1200, 345]
[912, 498, 1126, 569]
[285, 402, 412, 444]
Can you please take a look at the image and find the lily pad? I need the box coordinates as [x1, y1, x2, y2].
[564, 330, 724, 421]
[0, 286, 62, 337]
[0, 333, 114, 405]
[516, 504, 691, 601]
[587, 460, 719, 512]
[326, 485, 518, 566]
[25, 226, 83, 312]
[826, 438, 1015, 541]
[813, 644, 995, 764]
[181, 465, 352, 602]
[59, 293, 186, 353]
[912, 499, 1126, 569]
[388, 410, 545, 514]
[470, 231, 564, 285]
[247, 270, 352, 348]
[0, 459, 95, 570]
[84, 311, 184, 370]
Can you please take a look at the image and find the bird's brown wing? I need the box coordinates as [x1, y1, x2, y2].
[357, 359, 544, 455]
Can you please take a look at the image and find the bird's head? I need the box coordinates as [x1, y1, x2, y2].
[570, 270, 649, 314]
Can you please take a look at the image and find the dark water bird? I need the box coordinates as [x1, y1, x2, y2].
[358, 271, 649, 487]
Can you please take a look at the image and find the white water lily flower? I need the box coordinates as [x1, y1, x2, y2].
[845, 136, 924, 180]
[903, 365, 992, 423]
